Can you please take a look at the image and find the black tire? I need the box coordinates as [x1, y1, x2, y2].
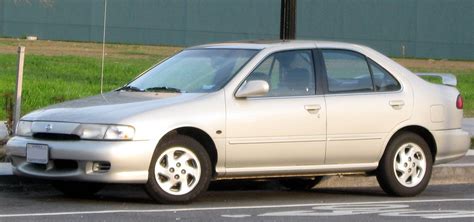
[145, 135, 212, 204]
[279, 176, 324, 190]
[52, 181, 104, 197]
[376, 132, 433, 197]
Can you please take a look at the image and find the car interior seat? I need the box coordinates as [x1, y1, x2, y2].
[283, 68, 311, 95]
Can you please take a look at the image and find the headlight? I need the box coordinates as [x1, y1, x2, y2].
[16, 121, 33, 136]
[73, 124, 135, 140]
[73, 124, 109, 140]
[104, 125, 135, 140]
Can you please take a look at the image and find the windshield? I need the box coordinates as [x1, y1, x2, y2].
[123, 49, 258, 93]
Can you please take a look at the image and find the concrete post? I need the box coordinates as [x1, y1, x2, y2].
[13, 46, 25, 133]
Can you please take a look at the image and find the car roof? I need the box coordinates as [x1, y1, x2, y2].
[191, 40, 364, 50]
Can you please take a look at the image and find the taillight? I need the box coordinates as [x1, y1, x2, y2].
[456, 94, 463, 109]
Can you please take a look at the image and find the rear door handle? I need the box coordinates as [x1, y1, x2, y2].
[304, 104, 321, 114]
[389, 100, 405, 109]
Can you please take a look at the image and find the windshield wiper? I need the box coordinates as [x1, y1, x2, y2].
[117, 85, 143, 92]
[144, 86, 182, 93]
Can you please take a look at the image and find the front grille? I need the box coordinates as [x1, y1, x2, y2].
[26, 159, 78, 172]
[33, 133, 80, 141]
[54, 159, 78, 170]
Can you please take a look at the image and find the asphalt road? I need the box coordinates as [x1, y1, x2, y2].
[0, 154, 472, 222]
[0, 180, 473, 222]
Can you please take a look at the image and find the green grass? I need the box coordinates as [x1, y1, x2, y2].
[0, 49, 473, 121]
[418, 75, 443, 84]
[0, 54, 162, 119]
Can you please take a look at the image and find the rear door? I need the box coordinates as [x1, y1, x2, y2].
[320, 49, 412, 164]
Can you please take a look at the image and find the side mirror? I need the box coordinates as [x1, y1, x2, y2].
[235, 80, 270, 98]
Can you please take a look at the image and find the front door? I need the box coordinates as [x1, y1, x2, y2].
[225, 49, 327, 171]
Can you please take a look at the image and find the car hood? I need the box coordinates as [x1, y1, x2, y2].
[22, 91, 206, 123]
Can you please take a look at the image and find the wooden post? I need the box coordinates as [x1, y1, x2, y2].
[13, 46, 25, 133]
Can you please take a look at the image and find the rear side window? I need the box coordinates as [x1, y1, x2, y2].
[322, 49, 401, 93]
[322, 50, 373, 93]
[369, 60, 401, 92]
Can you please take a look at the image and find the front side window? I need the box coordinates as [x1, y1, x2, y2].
[126, 49, 258, 93]
[322, 50, 373, 93]
[244, 50, 316, 97]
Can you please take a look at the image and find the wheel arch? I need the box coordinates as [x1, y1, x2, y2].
[158, 127, 218, 176]
[386, 125, 437, 162]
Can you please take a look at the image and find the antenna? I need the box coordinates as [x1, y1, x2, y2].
[100, 0, 108, 94]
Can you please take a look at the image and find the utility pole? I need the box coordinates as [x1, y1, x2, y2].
[280, 0, 297, 40]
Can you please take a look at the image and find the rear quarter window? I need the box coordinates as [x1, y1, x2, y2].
[368, 59, 401, 92]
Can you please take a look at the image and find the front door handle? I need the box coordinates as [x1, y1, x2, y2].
[389, 100, 405, 110]
[304, 104, 321, 114]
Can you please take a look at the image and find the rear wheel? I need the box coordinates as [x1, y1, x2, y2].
[279, 176, 324, 190]
[52, 181, 104, 197]
[145, 135, 212, 204]
[376, 132, 433, 196]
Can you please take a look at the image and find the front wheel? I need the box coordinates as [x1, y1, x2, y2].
[145, 135, 212, 204]
[376, 132, 433, 196]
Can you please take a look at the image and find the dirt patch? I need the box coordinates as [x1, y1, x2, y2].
[0, 38, 181, 59]
[394, 58, 474, 72]
[2, 38, 474, 70]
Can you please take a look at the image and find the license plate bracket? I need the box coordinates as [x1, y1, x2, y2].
[26, 144, 49, 164]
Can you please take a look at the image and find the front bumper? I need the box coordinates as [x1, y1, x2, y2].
[6, 136, 157, 183]
[432, 128, 471, 164]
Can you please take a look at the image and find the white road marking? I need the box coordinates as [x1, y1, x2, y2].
[221, 214, 251, 218]
[380, 210, 474, 219]
[260, 203, 474, 219]
[0, 198, 472, 218]
[260, 204, 411, 217]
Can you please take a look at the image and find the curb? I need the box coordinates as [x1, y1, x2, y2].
[461, 117, 473, 138]
[317, 166, 474, 188]
[467, 149, 474, 156]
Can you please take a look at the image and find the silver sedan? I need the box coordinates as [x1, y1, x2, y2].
[7, 40, 471, 203]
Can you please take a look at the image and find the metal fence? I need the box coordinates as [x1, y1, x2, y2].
[1, 0, 473, 60]
[0, 0, 281, 46]
[297, 0, 474, 60]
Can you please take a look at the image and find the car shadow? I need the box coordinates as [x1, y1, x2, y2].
[96, 180, 388, 204]
[5, 179, 391, 205]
